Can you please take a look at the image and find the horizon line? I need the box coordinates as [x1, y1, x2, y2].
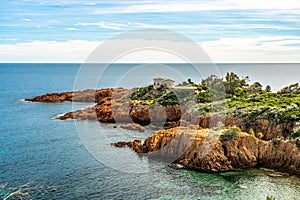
[1, 62, 300, 64]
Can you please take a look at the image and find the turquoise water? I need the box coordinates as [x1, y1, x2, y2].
[1, 63, 300, 199]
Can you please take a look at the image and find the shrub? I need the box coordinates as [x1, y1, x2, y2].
[220, 126, 243, 141]
[249, 128, 255, 135]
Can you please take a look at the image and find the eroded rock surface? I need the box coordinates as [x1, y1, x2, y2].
[114, 127, 300, 175]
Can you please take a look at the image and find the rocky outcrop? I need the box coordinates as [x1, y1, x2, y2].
[58, 98, 182, 125]
[113, 139, 146, 153]
[26, 91, 74, 102]
[25, 88, 128, 103]
[114, 127, 300, 175]
[120, 123, 145, 132]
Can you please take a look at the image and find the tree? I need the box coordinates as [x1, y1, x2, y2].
[265, 85, 271, 92]
[202, 75, 224, 92]
[248, 82, 263, 93]
[199, 75, 226, 102]
[187, 78, 194, 84]
[224, 72, 249, 96]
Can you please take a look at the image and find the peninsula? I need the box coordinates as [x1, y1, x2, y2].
[26, 73, 300, 176]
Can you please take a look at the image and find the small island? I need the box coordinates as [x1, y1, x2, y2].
[26, 72, 300, 176]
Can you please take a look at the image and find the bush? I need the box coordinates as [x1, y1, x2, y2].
[249, 128, 255, 135]
[220, 126, 243, 141]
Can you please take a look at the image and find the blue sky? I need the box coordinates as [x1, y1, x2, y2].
[0, 0, 300, 62]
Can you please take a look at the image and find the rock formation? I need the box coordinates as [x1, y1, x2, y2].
[114, 127, 300, 175]
[120, 123, 145, 132]
[25, 88, 128, 103]
[26, 87, 300, 175]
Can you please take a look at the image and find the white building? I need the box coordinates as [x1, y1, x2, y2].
[153, 77, 175, 89]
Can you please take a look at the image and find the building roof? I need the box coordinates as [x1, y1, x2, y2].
[153, 77, 175, 82]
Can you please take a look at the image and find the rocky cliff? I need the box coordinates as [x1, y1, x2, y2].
[114, 127, 300, 175]
[59, 102, 294, 140]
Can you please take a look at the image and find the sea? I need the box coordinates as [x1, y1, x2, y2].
[0, 63, 300, 200]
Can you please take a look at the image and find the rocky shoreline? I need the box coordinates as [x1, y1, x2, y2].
[26, 88, 300, 175]
[113, 127, 300, 175]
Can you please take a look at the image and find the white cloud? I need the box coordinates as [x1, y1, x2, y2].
[0, 36, 299, 63]
[75, 21, 128, 30]
[0, 38, 17, 41]
[0, 40, 99, 63]
[83, 2, 97, 6]
[65, 27, 78, 31]
[22, 18, 32, 22]
[201, 36, 300, 62]
[94, 0, 300, 14]
[133, 23, 296, 31]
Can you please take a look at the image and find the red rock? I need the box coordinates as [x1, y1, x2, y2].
[120, 123, 145, 132]
[114, 127, 300, 175]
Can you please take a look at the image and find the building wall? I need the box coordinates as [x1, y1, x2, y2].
[153, 79, 174, 89]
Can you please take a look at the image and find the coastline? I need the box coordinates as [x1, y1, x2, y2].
[25, 75, 300, 176]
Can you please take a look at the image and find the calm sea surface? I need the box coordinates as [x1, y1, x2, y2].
[0, 63, 300, 199]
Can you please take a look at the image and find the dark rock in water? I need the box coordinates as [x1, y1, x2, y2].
[112, 139, 146, 154]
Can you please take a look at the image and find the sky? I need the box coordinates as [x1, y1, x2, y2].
[0, 0, 300, 63]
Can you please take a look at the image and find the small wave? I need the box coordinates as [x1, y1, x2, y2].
[51, 113, 76, 121]
[20, 98, 31, 103]
[51, 113, 66, 120]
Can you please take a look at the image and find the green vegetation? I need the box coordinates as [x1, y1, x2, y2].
[224, 72, 249, 97]
[249, 128, 255, 135]
[124, 72, 300, 138]
[127, 84, 197, 106]
[220, 126, 243, 141]
[225, 92, 300, 123]
[128, 85, 178, 106]
[266, 196, 276, 200]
